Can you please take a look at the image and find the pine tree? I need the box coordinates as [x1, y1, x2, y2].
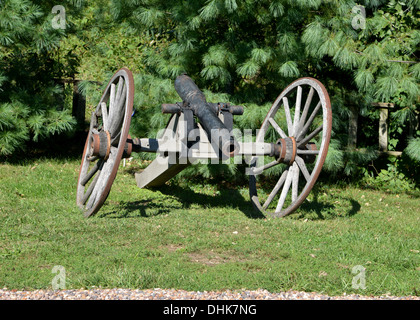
[99, 0, 420, 181]
[0, 0, 84, 156]
[110, 0, 325, 102]
[301, 0, 420, 164]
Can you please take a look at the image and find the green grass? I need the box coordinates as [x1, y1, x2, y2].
[0, 157, 419, 296]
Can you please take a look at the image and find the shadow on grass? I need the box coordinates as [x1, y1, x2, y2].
[101, 183, 362, 221]
[294, 188, 361, 220]
[160, 185, 265, 219]
[101, 184, 265, 219]
[100, 199, 178, 218]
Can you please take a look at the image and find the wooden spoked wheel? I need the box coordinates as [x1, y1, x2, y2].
[77, 68, 134, 217]
[249, 77, 332, 218]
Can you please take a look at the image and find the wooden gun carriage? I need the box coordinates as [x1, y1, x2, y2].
[77, 68, 332, 218]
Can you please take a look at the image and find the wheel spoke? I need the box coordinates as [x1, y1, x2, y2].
[89, 111, 98, 130]
[297, 124, 323, 148]
[115, 76, 124, 103]
[110, 131, 121, 146]
[268, 117, 287, 139]
[251, 159, 280, 175]
[297, 149, 320, 155]
[262, 169, 288, 210]
[296, 87, 314, 138]
[80, 159, 103, 186]
[282, 97, 293, 136]
[297, 101, 321, 141]
[109, 83, 127, 138]
[109, 83, 116, 127]
[81, 172, 100, 205]
[85, 176, 100, 209]
[101, 102, 109, 131]
[295, 155, 311, 182]
[293, 86, 302, 135]
[275, 168, 294, 213]
[292, 162, 299, 202]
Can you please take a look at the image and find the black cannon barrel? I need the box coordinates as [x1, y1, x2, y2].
[174, 74, 239, 157]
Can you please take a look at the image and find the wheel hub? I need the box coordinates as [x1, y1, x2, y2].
[272, 137, 297, 165]
[271, 138, 318, 165]
[89, 131, 111, 160]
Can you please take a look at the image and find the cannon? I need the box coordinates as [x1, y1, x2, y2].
[77, 68, 332, 218]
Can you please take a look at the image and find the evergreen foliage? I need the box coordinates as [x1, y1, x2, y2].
[1, 1, 418, 186]
[302, 0, 419, 157]
[110, 0, 325, 103]
[406, 137, 420, 161]
[108, 0, 418, 180]
[0, 0, 85, 156]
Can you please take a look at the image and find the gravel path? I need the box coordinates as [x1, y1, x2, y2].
[0, 288, 418, 300]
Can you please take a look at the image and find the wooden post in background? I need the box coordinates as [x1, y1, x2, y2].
[372, 102, 394, 152]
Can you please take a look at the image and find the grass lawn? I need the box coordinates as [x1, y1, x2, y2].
[0, 156, 419, 296]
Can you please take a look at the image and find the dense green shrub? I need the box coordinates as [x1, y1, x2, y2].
[104, 0, 419, 182]
[2, 0, 418, 188]
[0, 0, 85, 156]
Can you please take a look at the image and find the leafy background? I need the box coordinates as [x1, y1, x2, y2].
[0, 0, 419, 190]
